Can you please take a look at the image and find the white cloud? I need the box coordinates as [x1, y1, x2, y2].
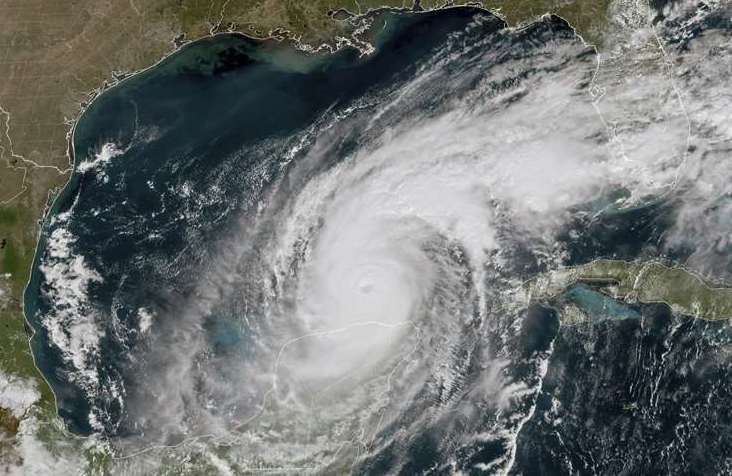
[0, 373, 39, 419]
[39, 222, 105, 396]
[27, 2, 730, 472]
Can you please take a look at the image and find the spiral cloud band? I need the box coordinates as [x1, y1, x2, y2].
[27, 3, 732, 473]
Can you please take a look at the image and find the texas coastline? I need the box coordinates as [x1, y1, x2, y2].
[21, 5, 519, 438]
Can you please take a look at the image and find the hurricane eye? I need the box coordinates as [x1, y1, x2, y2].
[20, 3, 732, 474]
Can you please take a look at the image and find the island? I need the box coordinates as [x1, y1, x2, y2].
[525, 259, 732, 322]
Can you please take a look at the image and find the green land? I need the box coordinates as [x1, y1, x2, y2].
[526, 259, 732, 321]
[0, 0, 617, 414]
[0, 0, 718, 472]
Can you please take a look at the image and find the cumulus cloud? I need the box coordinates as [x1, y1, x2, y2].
[39, 224, 105, 393]
[27, 1, 731, 472]
[0, 373, 39, 419]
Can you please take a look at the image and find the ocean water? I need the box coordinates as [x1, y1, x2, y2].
[27, 6, 508, 436]
[24, 4, 732, 474]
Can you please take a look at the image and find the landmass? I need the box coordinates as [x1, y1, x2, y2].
[0, 0, 695, 472]
[525, 259, 732, 322]
[0, 0, 619, 406]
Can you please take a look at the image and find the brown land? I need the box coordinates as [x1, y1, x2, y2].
[0, 0, 613, 437]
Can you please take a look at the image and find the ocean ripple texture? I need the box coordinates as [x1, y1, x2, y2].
[26, 5, 732, 474]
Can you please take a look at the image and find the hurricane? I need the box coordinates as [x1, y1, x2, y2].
[26, 2, 732, 474]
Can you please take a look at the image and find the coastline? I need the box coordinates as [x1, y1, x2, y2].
[17, 0, 606, 459]
[16, 1, 508, 448]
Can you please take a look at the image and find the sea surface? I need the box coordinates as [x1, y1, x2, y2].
[24, 5, 732, 474]
[27, 6, 501, 436]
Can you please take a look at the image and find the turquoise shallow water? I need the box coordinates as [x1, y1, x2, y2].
[25, 3, 506, 439]
[565, 283, 642, 321]
[22, 5, 732, 474]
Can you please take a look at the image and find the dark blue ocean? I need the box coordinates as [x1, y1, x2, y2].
[24, 6, 732, 474]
